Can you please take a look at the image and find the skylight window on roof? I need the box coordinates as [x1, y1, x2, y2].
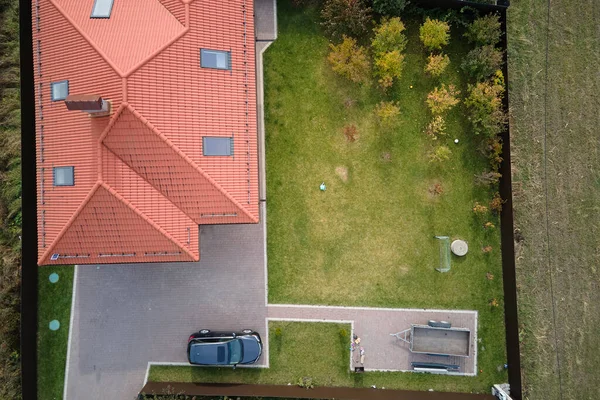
[53, 166, 75, 186]
[203, 137, 233, 156]
[200, 49, 231, 70]
[51, 80, 69, 101]
[91, 0, 114, 18]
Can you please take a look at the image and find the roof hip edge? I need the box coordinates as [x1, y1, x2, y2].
[48, 0, 126, 77]
[38, 181, 102, 264]
[98, 102, 127, 144]
[125, 105, 259, 223]
[101, 182, 198, 261]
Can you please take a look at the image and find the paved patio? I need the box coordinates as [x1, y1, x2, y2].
[255, 0, 277, 41]
[268, 305, 478, 375]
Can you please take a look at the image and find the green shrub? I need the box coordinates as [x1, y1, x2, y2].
[424, 53, 450, 77]
[375, 100, 400, 125]
[474, 170, 502, 186]
[464, 72, 507, 138]
[328, 35, 371, 84]
[321, 0, 372, 40]
[465, 14, 502, 46]
[424, 115, 447, 139]
[419, 17, 450, 51]
[486, 137, 503, 171]
[297, 377, 315, 389]
[374, 50, 404, 90]
[472, 202, 489, 216]
[429, 146, 452, 163]
[371, 17, 407, 55]
[461, 45, 504, 81]
[490, 192, 504, 214]
[426, 84, 460, 115]
[372, 0, 407, 16]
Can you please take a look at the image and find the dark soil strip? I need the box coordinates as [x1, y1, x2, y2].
[497, 8, 523, 400]
[20, 0, 38, 399]
[139, 382, 497, 400]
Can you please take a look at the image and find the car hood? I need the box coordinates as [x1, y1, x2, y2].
[189, 342, 229, 365]
[240, 336, 262, 363]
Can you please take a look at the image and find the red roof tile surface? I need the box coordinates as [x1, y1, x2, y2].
[33, 0, 258, 265]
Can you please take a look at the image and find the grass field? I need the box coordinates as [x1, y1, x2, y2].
[37, 266, 74, 400]
[150, 321, 503, 393]
[507, 0, 600, 399]
[266, 3, 504, 311]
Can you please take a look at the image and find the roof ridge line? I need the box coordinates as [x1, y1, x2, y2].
[126, 105, 258, 223]
[38, 181, 102, 264]
[48, 0, 125, 77]
[101, 182, 198, 261]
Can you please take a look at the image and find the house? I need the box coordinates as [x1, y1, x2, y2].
[33, 0, 259, 265]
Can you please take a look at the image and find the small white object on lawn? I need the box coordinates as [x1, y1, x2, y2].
[454, 139, 459, 144]
[451, 239, 469, 256]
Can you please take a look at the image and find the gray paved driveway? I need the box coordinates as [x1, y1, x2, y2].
[64, 204, 267, 400]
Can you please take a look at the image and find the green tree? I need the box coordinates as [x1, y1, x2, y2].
[464, 72, 507, 138]
[374, 50, 404, 90]
[371, 17, 407, 55]
[328, 35, 371, 84]
[419, 17, 450, 51]
[321, 0, 372, 40]
[424, 53, 450, 77]
[464, 14, 502, 46]
[461, 45, 504, 81]
[372, 0, 407, 16]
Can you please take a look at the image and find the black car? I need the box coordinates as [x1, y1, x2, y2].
[187, 329, 262, 366]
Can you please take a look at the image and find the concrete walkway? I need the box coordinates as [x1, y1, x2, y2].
[268, 304, 478, 375]
[254, 0, 277, 41]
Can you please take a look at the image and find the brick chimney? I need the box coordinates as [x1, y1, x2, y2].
[64, 95, 111, 117]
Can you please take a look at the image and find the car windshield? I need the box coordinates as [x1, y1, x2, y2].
[227, 339, 243, 364]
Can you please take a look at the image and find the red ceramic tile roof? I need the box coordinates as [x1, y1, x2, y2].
[33, 0, 259, 266]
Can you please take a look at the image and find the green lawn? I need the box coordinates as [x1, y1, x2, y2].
[150, 321, 503, 393]
[37, 266, 74, 400]
[266, 3, 504, 312]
